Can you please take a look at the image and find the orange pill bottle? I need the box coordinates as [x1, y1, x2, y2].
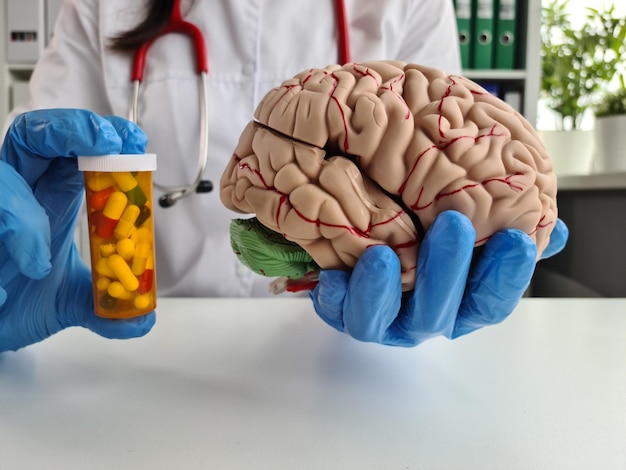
[77, 154, 157, 318]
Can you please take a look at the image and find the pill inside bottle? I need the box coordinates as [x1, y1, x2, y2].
[78, 154, 157, 319]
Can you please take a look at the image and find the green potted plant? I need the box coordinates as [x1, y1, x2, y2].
[539, 0, 626, 174]
[593, 75, 626, 172]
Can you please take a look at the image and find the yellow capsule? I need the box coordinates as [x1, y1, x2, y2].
[108, 281, 133, 300]
[107, 254, 139, 291]
[132, 242, 151, 276]
[102, 191, 128, 220]
[86, 173, 115, 192]
[96, 276, 111, 291]
[116, 238, 136, 260]
[111, 172, 147, 206]
[96, 191, 129, 239]
[114, 205, 141, 239]
[95, 258, 116, 279]
[100, 243, 116, 257]
[131, 227, 152, 244]
[111, 172, 138, 192]
[134, 294, 152, 310]
[145, 253, 154, 270]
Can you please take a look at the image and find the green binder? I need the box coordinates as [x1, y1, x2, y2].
[494, 0, 518, 69]
[472, 0, 495, 69]
[454, 0, 473, 70]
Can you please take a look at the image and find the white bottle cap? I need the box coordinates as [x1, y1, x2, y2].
[77, 154, 157, 172]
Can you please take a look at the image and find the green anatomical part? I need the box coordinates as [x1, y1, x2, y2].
[230, 217, 319, 279]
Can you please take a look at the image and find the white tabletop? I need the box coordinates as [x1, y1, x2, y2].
[1, 298, 625, 469]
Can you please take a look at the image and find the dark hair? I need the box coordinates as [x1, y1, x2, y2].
[109, 0, 175, 53]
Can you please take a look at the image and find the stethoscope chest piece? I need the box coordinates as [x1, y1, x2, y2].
[196, 179, 213, 193]
[157, 178, 213, 208]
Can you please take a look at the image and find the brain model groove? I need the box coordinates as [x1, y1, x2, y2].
[220, 61, 558, 291]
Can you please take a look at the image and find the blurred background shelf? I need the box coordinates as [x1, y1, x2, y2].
[557, 172, 626, 190]
[455, 0, 542, 126]
[1, 0, 62, 127]
[463, 69, 528, 80]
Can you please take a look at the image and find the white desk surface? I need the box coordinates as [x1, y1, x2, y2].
[1, 298, 624, 469]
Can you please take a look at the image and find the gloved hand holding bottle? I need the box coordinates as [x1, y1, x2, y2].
[0, 109, 156, 353]
[310, 210, 568, 346]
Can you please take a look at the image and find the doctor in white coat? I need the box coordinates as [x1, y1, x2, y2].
[8, 0, 462, 297]
[0, 0, 569, 351]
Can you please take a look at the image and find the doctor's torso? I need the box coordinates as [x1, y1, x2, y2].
[15, 0, 460, 297]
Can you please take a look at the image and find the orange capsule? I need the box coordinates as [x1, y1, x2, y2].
[89, 186, 115, 211]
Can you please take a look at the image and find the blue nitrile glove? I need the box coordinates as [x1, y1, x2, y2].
[0, 109, 156, 352]
[310, 210, 569, 347]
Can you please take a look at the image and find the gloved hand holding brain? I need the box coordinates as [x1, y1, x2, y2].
[220, 61, 557, 291]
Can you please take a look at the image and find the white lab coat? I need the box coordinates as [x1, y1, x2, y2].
[8, 0, 461, 297]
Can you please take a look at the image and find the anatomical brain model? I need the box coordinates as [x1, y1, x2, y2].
[220, 61, 558, 291]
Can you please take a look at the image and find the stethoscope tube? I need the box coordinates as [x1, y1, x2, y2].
[129, 71, 213, 208]
[129, 0, 213, 208]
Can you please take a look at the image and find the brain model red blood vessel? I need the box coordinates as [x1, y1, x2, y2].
[220, 61, 558, 291]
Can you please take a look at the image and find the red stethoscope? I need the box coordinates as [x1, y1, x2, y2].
[128, 0, 351, 208]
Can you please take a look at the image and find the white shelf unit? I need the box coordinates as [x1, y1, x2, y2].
[1, 0, 62, 127]
[461, 0, 542, 127]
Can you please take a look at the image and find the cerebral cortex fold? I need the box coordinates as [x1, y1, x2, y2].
[220, 61, 557, 291]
